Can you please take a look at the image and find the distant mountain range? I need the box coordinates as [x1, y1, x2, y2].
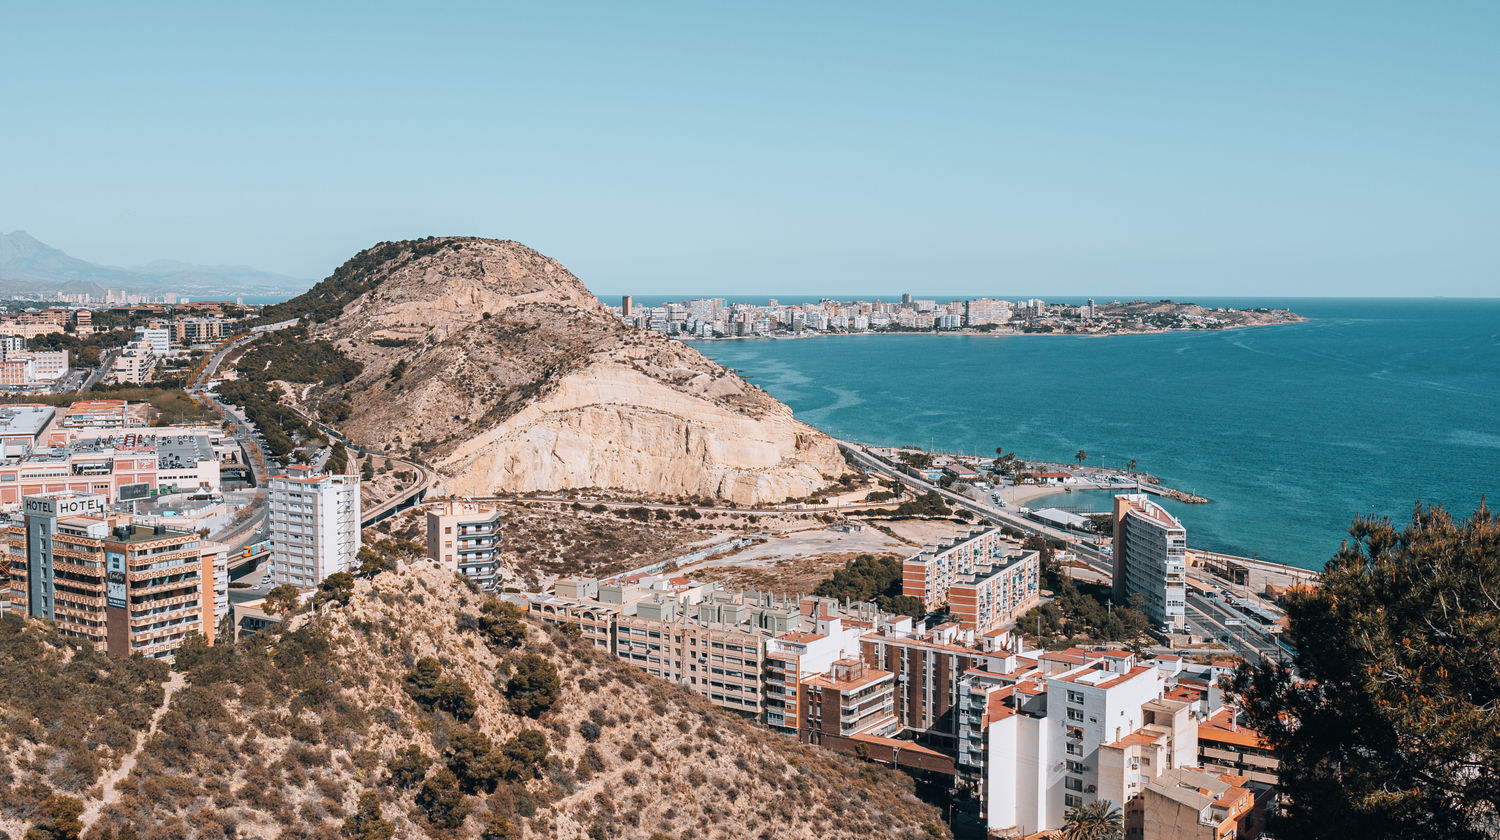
[0, 230, 312, 299]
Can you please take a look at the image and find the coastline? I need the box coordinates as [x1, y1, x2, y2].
[683, 317, 1308, 342]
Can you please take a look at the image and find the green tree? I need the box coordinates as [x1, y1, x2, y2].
[478, 600, 527, 648]
[404, 657, 477, 721]
[356, 545, 394, 577]
[263, 582, 301, 615]
[326, 441, 349, 475]
[1125, 458, 1137, 474]
[505, 654, 561, 718]
[342, 791, 395, 840]
[315, 571, 355, 608]
[1074, 449, 1087, 466]
[1233, 503, 1500, 840]
[361, 458, 375, 481]
[24, 795, 84, 840]
[447, 728, 508, 793]
[501, 729, 549, 781]
[1061, 799, 1121, 840]
[416, 768, 470, 829]
[386, 745, 432, 788]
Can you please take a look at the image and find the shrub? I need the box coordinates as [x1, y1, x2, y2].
[505, 655, 560, 718]
[341, 791, 394, 840]
[416, 768, 470, 829]
[24, 794, 83, 840]
[478, 600, 526, 648]
[578, 720, 602, 742]
[385, 746, 431, 789]
[500, 729, 549, 781]
[480, 815, 518, 840]
[403, 658, 476, 721]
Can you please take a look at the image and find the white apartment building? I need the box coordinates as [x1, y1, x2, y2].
[134, 327, 171, 356]
[965, 298, 1013, 326]
[764, 613, 909, 736]
[1112, 493, 1188, 631]
[110, 339, 156, 385]
[958, 649, 1197, 836]
[267, 467, 361, 587]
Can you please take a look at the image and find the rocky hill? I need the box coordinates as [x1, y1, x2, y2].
[0, 565, 946, 839]
[280, 237, 847, 505]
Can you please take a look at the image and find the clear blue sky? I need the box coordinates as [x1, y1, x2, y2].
[3, 2, 1496, 297]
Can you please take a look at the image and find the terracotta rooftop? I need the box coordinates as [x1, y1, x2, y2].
[1198, 708, 1271, 750]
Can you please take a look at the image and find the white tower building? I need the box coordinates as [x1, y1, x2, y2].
[267, 467, 361, 587]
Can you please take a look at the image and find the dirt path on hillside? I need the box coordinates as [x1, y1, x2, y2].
[79, 670, 187, 831]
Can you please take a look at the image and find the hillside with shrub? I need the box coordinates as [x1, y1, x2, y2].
[0, 566, 947, 840]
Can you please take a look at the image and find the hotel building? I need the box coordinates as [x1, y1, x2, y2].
[267, 467, 361, 587]
[1112, 493, 1188, 631]
[6, 491, 211, 657]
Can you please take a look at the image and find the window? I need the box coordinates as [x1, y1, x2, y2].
[1066, 708, 1084, 722]
[1066, 742, 1082, 756]
[1066, 690, 1085, 704]
[1065, 777, 1084, 791]
[1067, 760, 1086, 773]
[1065, 794, 1083, 808]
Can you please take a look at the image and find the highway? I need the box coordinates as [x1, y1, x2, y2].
[837, 440, 1287, 664]
[189, 323, 434, 530]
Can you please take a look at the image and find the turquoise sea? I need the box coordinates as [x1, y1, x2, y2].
[685, 299, 1500, 572]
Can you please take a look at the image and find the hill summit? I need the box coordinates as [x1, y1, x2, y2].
[282, 237, 847, 505]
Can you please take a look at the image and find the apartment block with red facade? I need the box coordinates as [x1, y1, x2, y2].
[947, 548, 1041, 634]
[861, 621, 1031, 746]
[798, 659, 899, 746]
[901, 526, 1007, 613]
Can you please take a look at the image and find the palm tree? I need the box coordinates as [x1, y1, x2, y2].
[1062, 800, 1122, 840]
[1126, 458, 1137, 474]
[1075, 449, 1088, 466]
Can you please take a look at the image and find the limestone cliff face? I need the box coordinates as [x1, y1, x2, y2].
[309, 237, 846, 504]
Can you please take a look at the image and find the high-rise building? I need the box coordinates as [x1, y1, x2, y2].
[6, 491, 211, 658]
[425, 499, 502, 592]
[267, 467, 361, 587]
[1112, 493, 1188, 631]
[621, 295, 633, 318]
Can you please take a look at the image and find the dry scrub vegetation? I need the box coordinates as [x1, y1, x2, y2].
[0, 615, 168, 827]
[4, 565, 947, 840]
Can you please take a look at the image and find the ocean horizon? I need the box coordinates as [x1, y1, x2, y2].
[690, 297, 1500, 572]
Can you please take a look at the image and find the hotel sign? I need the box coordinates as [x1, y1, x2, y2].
[106, 552, 127, 609]
[23, 494, 106, 518]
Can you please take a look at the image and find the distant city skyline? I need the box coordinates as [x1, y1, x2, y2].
[3, 3, 1497, 297]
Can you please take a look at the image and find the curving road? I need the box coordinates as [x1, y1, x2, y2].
[837, 440, 1287, 664]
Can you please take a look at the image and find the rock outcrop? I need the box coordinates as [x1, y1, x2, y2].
[301, 237, 847, 504]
